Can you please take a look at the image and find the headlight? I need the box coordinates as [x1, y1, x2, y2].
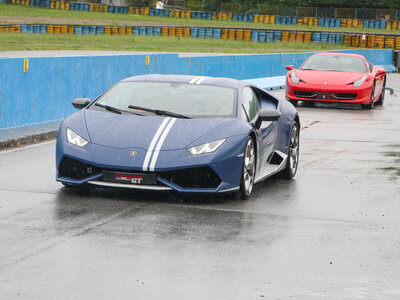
[353, 75, 368, 87]
[66, 128, 88, 147]
[187, 139, 226, 155]
[291, 71, 300, 84]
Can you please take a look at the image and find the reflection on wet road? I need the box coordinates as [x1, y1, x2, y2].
[0, 74, 399, 299]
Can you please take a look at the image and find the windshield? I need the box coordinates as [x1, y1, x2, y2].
[90, 81, 237, 118]
[301, 55, 368, 73]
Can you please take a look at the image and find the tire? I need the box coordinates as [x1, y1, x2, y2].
[289, 100, 298, 107]
[362, 84, 375, 110]
[281, 121, 300, 179]
[376, 77, 386, 106]
[236, 137, 256, 200]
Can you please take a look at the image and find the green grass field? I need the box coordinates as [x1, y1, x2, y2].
[0, 33, 351, 52]
[1, 4, 398, 34]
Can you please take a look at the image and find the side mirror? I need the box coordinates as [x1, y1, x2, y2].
[286, 65, 294, 71]
[375, 68, 386, 76]
[259, 109, 281, 122]
[72, 98, 91, 109]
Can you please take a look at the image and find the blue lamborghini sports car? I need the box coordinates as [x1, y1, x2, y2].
[56, 74, 300, 199]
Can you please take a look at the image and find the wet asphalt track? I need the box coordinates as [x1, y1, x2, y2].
[0, 74, 399, 299]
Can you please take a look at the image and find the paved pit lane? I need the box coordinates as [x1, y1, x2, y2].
[0, 74, 399, 299]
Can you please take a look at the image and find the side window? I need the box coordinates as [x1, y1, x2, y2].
[241, 87, 260, 122]
[365, 59, 373, 72]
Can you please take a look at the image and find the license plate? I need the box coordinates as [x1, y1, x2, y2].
[103, 171, 157, 185]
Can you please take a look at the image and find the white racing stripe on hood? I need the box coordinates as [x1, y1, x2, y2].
[189, 76, 202, 84]
[149, 118, 176, 172]
[195, 77, 209, 84]
[142, 118, 171, 171]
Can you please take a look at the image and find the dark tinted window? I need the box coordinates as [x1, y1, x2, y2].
[241, 87, 260, 122]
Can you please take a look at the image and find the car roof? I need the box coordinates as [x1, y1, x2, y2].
[310, 52, 366, 59]
[121, 74, 249, 89]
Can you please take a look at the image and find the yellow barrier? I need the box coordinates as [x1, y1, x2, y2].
[394, 37, 400, 50]
[176, 27, 183, 36]
[228, 29, 235, 40]
[244, 30, 251, 41]
[384, 37, 395, 49]
[359, 35, 367, 48]
[304, 32, 312, 43]
[183, 27, 190, 37]
[54, 25, 61, 34]
[367, 35, 375, 48]
[168, 27, 176, 36]
[61, 25, 67, 34]
[344, 34, 351, 46]
[104, 26, 111, 35]
[375, 36, 385, 49]
[296, 32, 304, 42]
[351, 35, 359, 47]
[270, 15, 275, 24]
[289, 32, 296, 42]
[281, 31, 289, 42]
[111, 26, 118, 35]
[221, 29, 228, 40]
[235, 29, 243, 40]
[161, 27, 168, 36]
[67, 26, 74, 34]
[118, 26, 126, 35]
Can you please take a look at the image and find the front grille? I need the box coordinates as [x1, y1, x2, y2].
[332, 93, 357, 100]
[58, 156, 102, 180]
[59, 157, 221, 189]
[294, 90, 357, 101]
[160, 167, 221, 189]
[294, 91, 317, 98]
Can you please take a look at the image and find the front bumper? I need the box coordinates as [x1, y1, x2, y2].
[285, 79, 372, 104]
[56, 135, 246, 193]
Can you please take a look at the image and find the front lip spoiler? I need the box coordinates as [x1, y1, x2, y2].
[58, 172, 238, 193]
[88, 180, 173, 190]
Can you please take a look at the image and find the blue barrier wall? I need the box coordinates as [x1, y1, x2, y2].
[0, 49, 394, 129]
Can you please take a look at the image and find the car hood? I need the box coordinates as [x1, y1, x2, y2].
[296, 70, 366, 85]
[84, 110, 234, 150]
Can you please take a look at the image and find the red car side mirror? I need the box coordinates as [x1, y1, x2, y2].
[286, 65, 294, 71]
[375, 69, 386, 76]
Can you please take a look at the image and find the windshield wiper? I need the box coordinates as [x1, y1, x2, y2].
[301, 68, 315, 71]
[128, 105, 192, 119]
[95, 103, 144, 116]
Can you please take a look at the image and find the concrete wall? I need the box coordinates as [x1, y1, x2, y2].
[0, 49, 394, 129]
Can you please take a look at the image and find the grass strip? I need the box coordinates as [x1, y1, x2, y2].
[0, 32, 350, 52]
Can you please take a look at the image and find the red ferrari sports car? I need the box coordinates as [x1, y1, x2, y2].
[285, 53, 386, 109]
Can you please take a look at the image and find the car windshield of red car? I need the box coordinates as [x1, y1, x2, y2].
[301, 55, 368, 73]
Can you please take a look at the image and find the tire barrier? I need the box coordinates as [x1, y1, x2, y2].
[8, 1, 400, 31]
[1, 23, 400, 49]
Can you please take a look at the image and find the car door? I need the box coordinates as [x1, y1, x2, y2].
[241, 86, 277, 174]
[367, 59, 384, 98]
